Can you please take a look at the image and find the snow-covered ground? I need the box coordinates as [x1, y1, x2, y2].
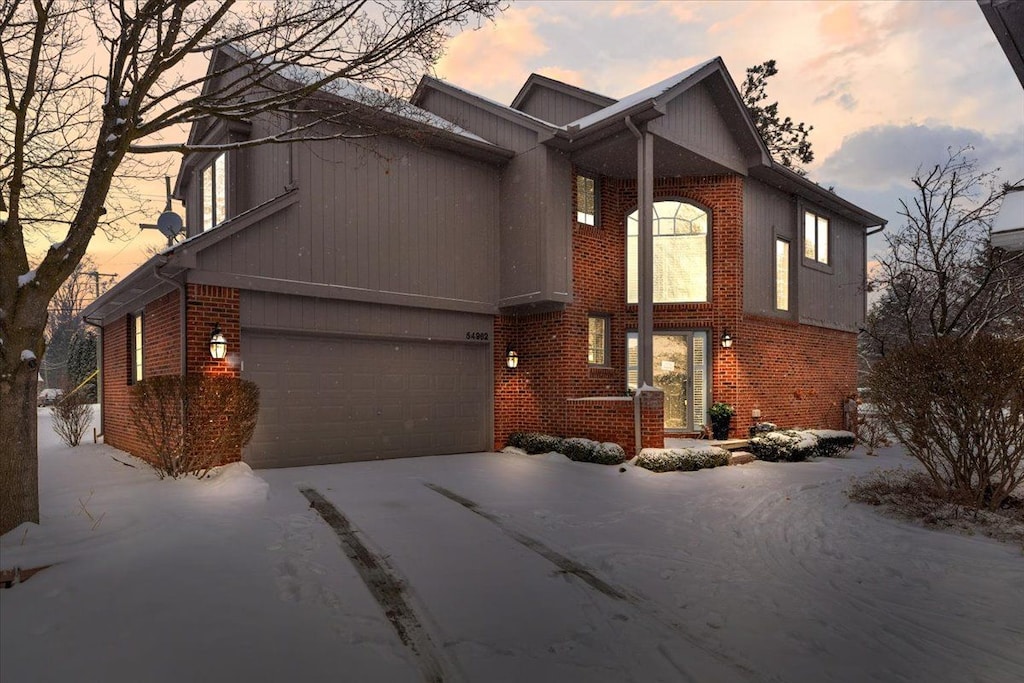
[2, 409, 1022, 682]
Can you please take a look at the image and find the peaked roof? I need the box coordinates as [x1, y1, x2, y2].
[564, 58, 718, 131]
[510, 73, 616, 111]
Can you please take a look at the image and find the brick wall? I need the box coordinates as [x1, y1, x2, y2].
[101, 284, 243, 465]
[732, 315, 858, 436]
[495, 167, 856, 445]
[102, 290, 181, 458]
[563, 390, 663, 457]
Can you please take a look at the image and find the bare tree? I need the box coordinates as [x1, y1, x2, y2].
[0, 0, 503, 533]
[862, 147, 1024, 361]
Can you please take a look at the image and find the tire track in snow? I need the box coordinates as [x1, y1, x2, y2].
[424, 482, 771, 683]
[300, 487, 451, 683]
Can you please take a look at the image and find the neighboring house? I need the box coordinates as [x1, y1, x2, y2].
[83, 48, 884, 469]
[979, 0, 1024, 88]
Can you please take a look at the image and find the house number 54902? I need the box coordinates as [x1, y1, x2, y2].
[465, 332, 489, 341]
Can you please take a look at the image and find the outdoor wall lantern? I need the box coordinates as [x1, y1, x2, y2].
[505, 346, 520, 369]
[209, 324, 228, 359]
[720, 330, 734, 349]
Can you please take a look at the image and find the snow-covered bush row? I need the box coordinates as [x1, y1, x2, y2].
[749, 429, 855, 462]
[507, 432, 564, 455]
[635, 446, 730, 473]
[506, 433, 626, 465]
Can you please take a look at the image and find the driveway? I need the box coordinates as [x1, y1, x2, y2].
[2, 417, 1021, 682]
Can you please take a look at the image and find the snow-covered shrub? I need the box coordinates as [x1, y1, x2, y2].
[50, 388, 93, 447]
[560, 437, 597, 462]
[750, 429, 855, 461]
[593, 442, 627, 465]
[507, 432, 564, 455]
[868, 335, 1024, 510]
[806, 430, 855, 458]
[635, 446, 730, 473]
[749, 422, 777, 437]
[130, 374, 260, 478]
[749, 430, 807, 462]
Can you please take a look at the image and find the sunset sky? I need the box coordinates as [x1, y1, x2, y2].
[83, 0, 1023, 294]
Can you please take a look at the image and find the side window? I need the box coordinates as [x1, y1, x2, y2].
[588, 315, 610, 366]
[803, 210, 829, 265]
[128, 312, 143, 384]
[576, 173, 599, 226]
[775, 237, 790, 311]
[201, 152, 227, 231]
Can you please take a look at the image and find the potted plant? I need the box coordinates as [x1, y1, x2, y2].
[709, 402, 735, 440]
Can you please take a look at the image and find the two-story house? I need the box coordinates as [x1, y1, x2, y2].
[83, 47, 884, 469]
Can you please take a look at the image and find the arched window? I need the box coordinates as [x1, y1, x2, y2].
[627, 200, 709, 303]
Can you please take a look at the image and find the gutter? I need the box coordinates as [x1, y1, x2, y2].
[154, 257, 188, 375]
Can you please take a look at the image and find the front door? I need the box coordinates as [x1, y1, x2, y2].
[627, 331, 709, 431]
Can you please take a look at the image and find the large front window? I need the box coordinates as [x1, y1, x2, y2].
[627, 331, 709, 431]
[202, 153, 227, 231]
[627, 200, 709, 303]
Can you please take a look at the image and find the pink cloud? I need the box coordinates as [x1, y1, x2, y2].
[435, 6, 548, 101]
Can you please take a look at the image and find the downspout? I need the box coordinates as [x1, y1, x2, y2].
[154, 258, 188, 376]
[625, 114, 655, 455]
[82, 316, 103, 440]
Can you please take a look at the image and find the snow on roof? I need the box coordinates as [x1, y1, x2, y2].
[992, 188, 1024, 234]
[275, 62, 491, 144]
[230, 52, 492, 145]
[421, 76, 558, 128]
[565, 59, 716, 131]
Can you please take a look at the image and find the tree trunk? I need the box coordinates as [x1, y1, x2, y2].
[0, 361, 40, 535]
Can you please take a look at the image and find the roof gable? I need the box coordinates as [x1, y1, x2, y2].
[511, 73, 615, 111]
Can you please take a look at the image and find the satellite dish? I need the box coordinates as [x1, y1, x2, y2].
[156, 210, 184, 239]
[139, 176, 186, 246]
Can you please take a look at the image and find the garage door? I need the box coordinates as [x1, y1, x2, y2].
[242, 333, 491, 468]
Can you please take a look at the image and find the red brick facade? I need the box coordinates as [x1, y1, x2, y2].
[493, 170, 857, 448]
[101, 284, 242, 465]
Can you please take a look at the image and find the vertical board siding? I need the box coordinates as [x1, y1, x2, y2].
[516, 88, 605, 126]
[798, 210, 866, 331]
[499, 148, 542, 301]
[743, 178, 797, 317]
[241, 291, 493, 343]
[417, 90, 539, 153]
[196, 132, 500, 310]
[650, 83, 746, 174]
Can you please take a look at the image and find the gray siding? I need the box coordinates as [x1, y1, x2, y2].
[195, 132, 501, 312]
[417, 89, 539, 153]
[241, 290, 493, 343]
[649, 83, 747, 175]
[798, 209, 866, 331]
[498, 146, 572, 308]
[745, 180, 867, 331]
[516, 87, 605, 126]
[744, 178, 797, 318]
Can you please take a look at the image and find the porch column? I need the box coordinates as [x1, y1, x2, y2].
[636, 125, 655, 387]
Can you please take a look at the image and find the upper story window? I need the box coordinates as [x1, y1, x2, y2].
[775, 237, 790, 311]
[588, 314, 610, 366]
[202, 153, 227, 231]
[627, 200, 709, 303]
[804, 210, 829, 265]
[576, 174, 599, 226]
[129, 312, 143, 384]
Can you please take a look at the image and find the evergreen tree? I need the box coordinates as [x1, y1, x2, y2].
[67, 330, 98, 402]
[741, 60, 815, 174]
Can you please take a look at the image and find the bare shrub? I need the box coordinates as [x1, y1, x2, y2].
[857, 414, 890, 456]
[849, 468, 1024, 547]
[130, 375, 260, 479]
[868, 335, 1024, 510]
[50, 388, 93, 447]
